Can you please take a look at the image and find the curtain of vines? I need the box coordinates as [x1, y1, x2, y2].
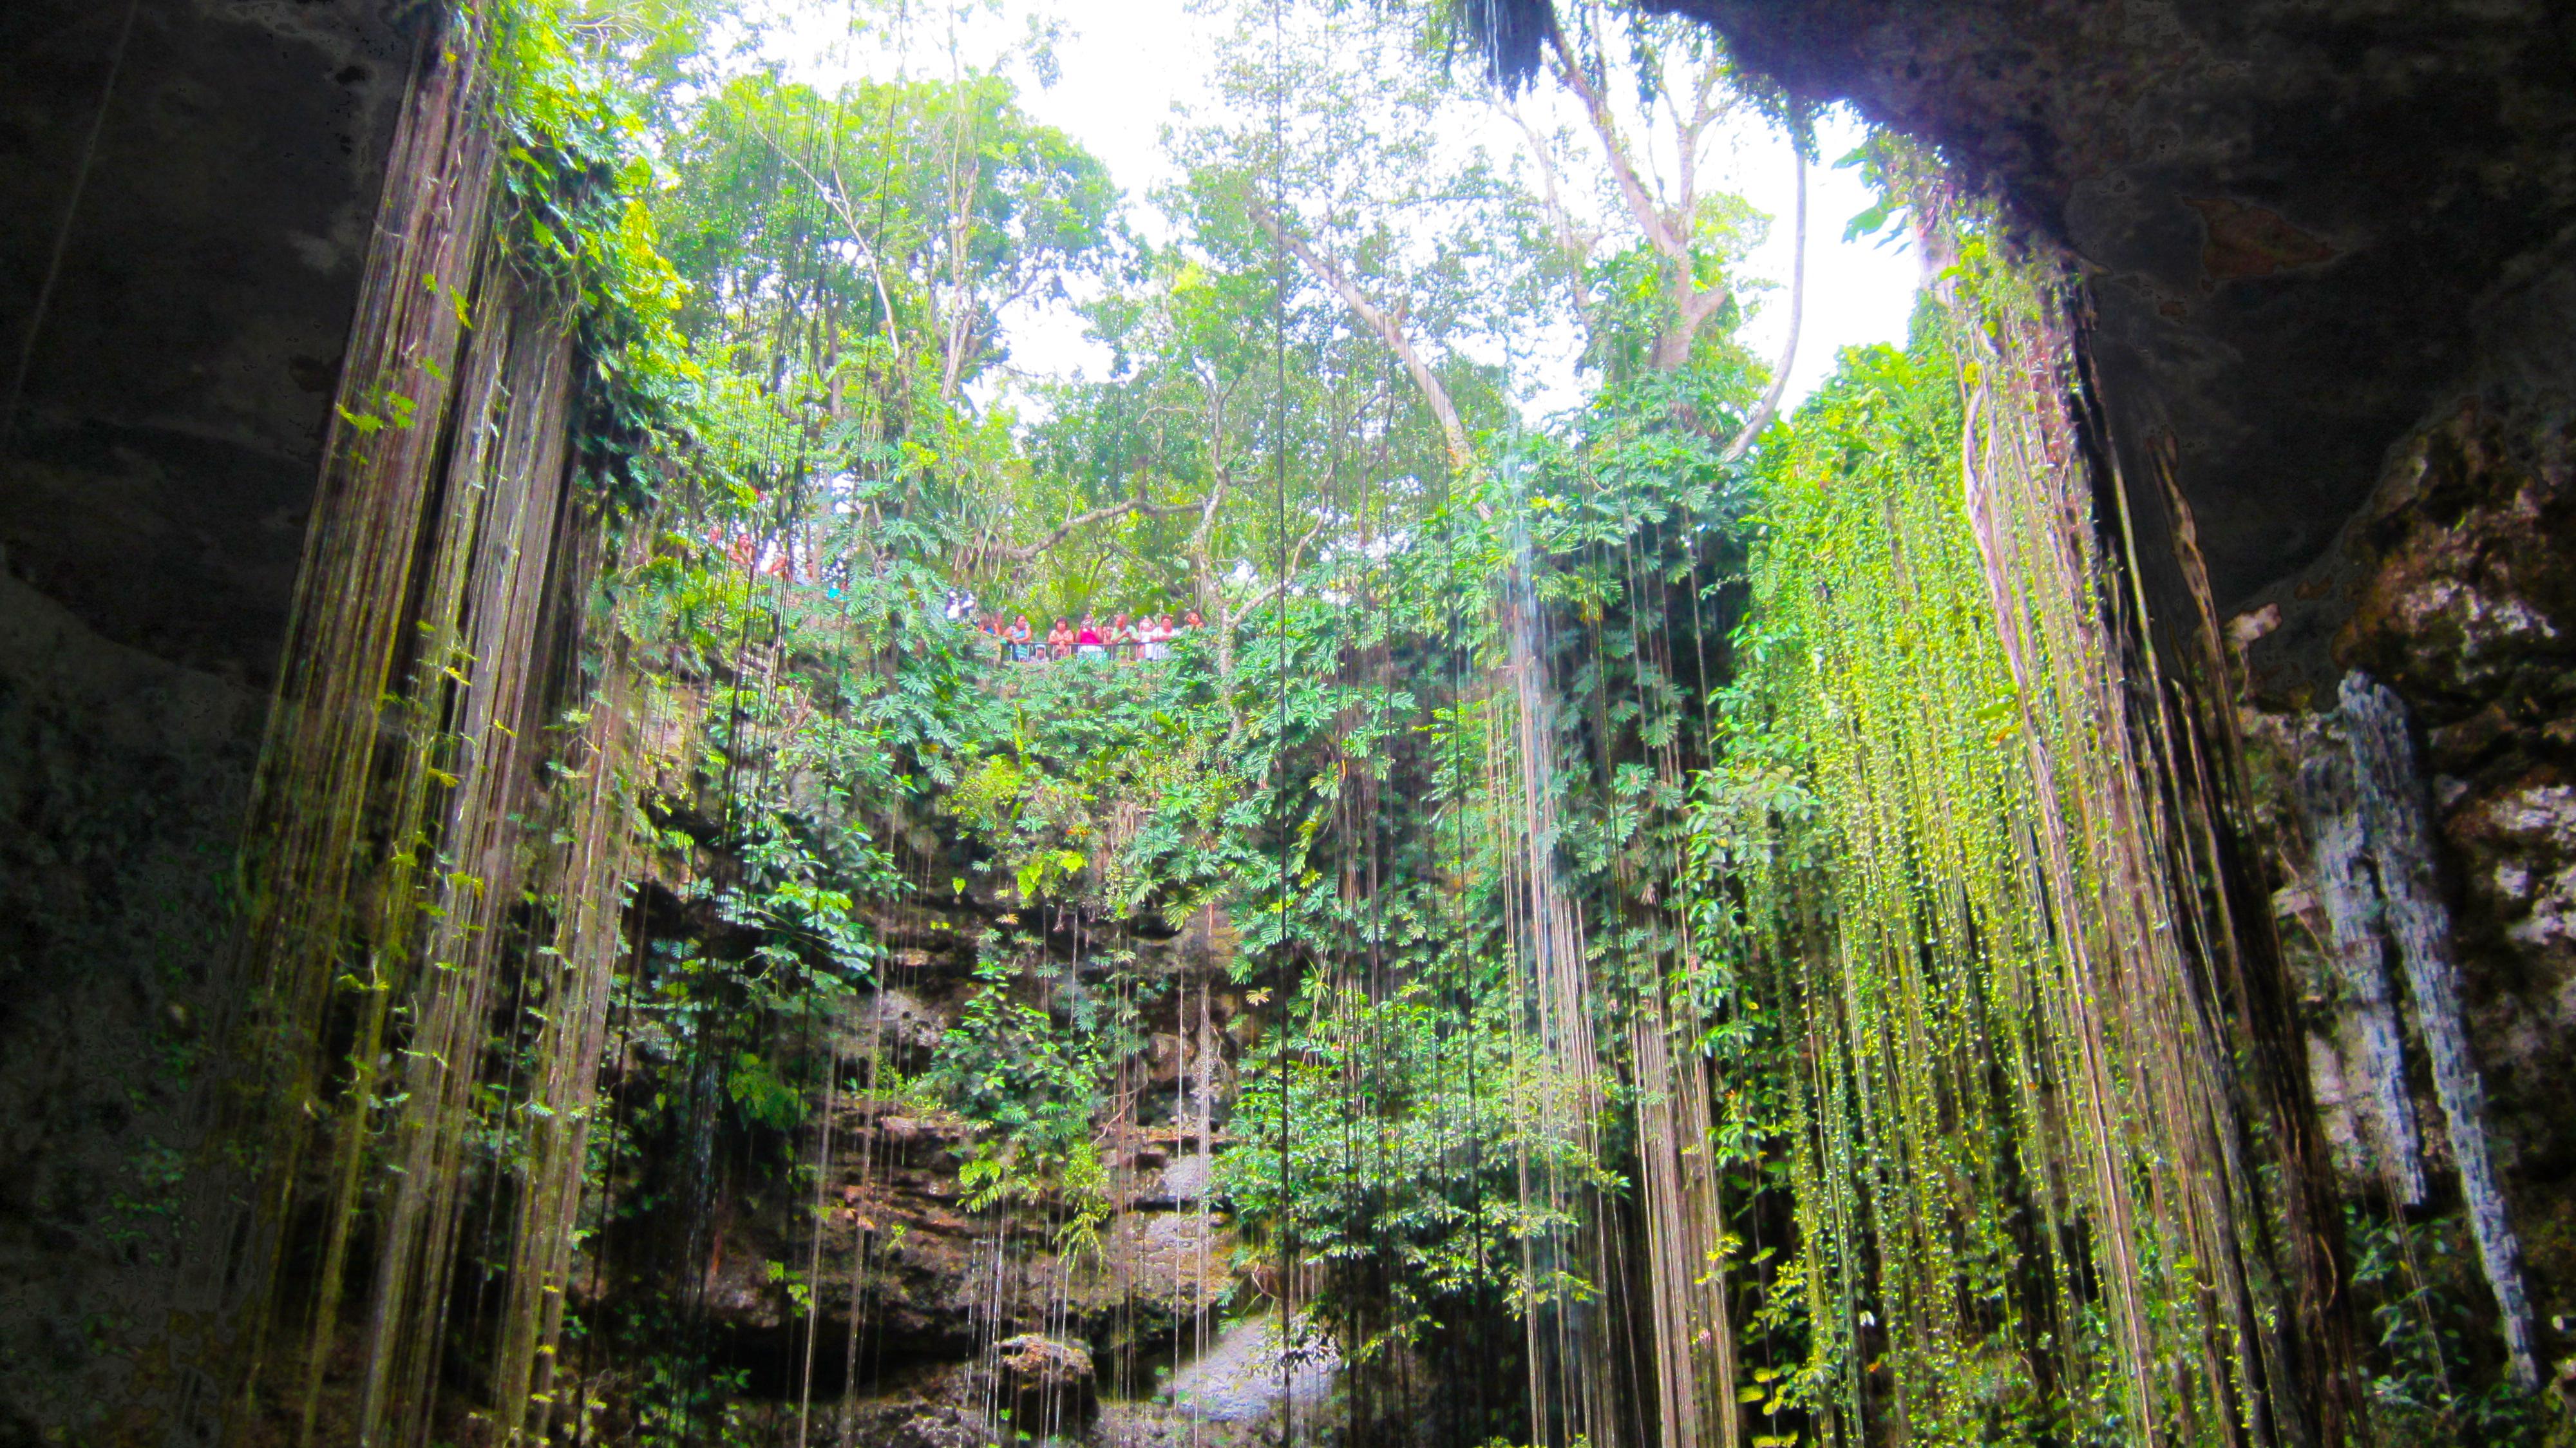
[184, 5, 679, 1444]
[1698, 228, 2353, 1448]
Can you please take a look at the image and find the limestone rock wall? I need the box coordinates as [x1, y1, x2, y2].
[1645, 0, 2576, 611]
[2240, 376, 2576, 1400]
[583, 710, 1266, 1441]
[0, 2, 413, 1439]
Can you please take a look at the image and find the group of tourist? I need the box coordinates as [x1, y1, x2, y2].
[972, 609, 1207, 663]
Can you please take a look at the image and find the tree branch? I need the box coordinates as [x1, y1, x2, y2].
[750, 122, 906, 354]
[1546, 25, 1685, 265]
[1499, 100, 1605, 342]
[1226, 513, 1331, 625]
[1249, 201, 1474, 473]
[1720, 140, 1808, 463]
[1544, 23, 1736, 371]
[984, 496, 1204, 564]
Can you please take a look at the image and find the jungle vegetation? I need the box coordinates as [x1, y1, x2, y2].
[185, 1, 2559, 1446]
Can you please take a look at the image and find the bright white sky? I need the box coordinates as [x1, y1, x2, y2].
[761, 0, 1921, 417]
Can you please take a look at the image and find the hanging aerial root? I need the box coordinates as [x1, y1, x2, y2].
[1716, 220, 2367, 1448]
[179, 9, 647, 1445]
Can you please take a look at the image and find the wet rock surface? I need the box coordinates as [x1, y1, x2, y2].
[584, 859, 1265, 1439]
[999, 1333, 1098, 1433]
[2239, 387, 2576, 1393]
[1157, 1313, 1339, 1424]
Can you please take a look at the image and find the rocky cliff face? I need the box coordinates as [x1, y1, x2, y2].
[578, 713, 1298, 1445]
[1647, 0, 2576, 614]
[3, 0, 2570, 1436]
[2239, 377, 2576, 1400]
[0, 3, 412, 1438]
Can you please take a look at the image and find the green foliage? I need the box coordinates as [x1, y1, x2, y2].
[623, 1324, 760, 1448]
[724, 1048, 804, 1132]
[919, 948, 1126, 1268]
[1701, 299, 2087, 1443]
[491, 0, 698, 511]
[658, 69, 1113, 383]
[926, 966, 1113, 1170]
[587, 2, 1796, 1421]
[1688, 202, 2398, 1447]
[2349, 1210, 2559, 1447]
[526, 8, 2055, 1446]
[1221, 973, 1607, 1360]
[248, 5, 2550, 1443]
